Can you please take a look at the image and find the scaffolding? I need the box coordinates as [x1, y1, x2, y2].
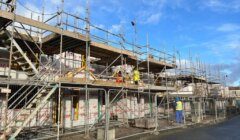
[0, 1, 237, 140]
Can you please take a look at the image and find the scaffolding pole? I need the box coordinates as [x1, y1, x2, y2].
[84, 0, 91, 137]
[146, 34, 152, 117]
[3, 1, 16, 139]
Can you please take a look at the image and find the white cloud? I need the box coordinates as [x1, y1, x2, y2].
[179, 34, 193, 42]
[142, 0, 166, 7]
[226, 34, 240, 49]
[17, 2, 41, 20]
[49, 0, 62, 6]
[109, 24, 122, 33]
[138, 10, 162, 25]
[217, 23, 240, 32]
[139, 0, 187, 25]
[92, 0, 122, 14]
[142, 0, 188, 10]
[202, 0, 240, 12]
[144, 13, 161, 24]
[197, 32, 240, 85]
[204, 0, 223, 7]
[74, 5, 85, 16]
[16, 1, 58, 21]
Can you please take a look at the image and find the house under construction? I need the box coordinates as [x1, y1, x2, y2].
[0, 1, 238, 140]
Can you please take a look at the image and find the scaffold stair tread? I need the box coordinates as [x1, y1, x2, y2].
[23, 67, 33, 72]
[19, 62, 30, 67]
[15, 119, 25, 122]
[26, 72, 35, 76]
[12, 50, 21, 56]
[36, 93, 43, 98]
[25, 108, 34, 110]
[13, 56, 25, 61]
[20, 113, 31, 116]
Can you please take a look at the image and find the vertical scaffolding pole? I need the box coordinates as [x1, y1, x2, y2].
[84, 84, 89, 137]
[146, 34, 152, 117]
[126, 91, 129, 126]
[164, 64, 169, 121]
[3, 1, 15, 139]
[84, 0, 91, 137]
[57, 1, 64, 139]
[119, 32, 127, 126]
[203, 97, 206, 119]
[223, 100, 226, 118]
[183, 99, 186, 124]
[154, 94, 158, 131]
[167, 92, 170, 122]
[105, 91, 110, 140]
[215, 99, 218, 120]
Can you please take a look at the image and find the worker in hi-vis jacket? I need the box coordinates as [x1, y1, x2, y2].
[175, 97, 183, 123]
[133, 68, 140, 85]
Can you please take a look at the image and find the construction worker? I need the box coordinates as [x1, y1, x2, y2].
[133, 68, 140, 85]
[175, 97, 183, 123]
[116, 71, 123, 83]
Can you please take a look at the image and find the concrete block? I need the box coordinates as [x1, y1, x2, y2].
[145, 118, 156, 129]
[135, 118, 156, 129]
[192, 116, 201, 123]
[135, 118, 145, 128]
[97, 128, 115, 140]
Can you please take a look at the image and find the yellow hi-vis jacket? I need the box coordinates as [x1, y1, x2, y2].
[133, 70, 140, 81]
[176, 101, 183, 111]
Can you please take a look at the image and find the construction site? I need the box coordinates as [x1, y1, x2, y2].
[0, 0, 239, 140]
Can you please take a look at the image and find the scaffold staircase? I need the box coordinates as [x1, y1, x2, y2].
[0, 84, 58, 140]
[0, 49, 60, 139]
[0, 18, 61, 138]
[0, 28, 41, 77]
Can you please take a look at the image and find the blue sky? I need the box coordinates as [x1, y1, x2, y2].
[17, 0, 240, 85]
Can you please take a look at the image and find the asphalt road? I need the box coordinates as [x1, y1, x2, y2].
[153, 116, 240, 140]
